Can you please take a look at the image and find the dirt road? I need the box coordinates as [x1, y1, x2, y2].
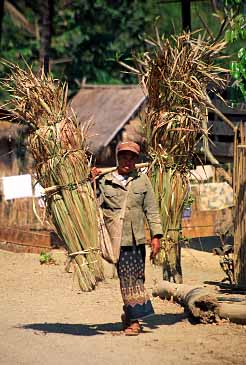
[0, 247, 245, 365]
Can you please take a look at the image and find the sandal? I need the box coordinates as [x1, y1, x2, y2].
[121, 313, 130, 330]
[124, 321, 142, 336]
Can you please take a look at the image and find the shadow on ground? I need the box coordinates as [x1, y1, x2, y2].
[183, 235, 233, 253]
[19, 313, 187, 336]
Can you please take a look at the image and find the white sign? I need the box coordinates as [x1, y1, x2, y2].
[2, 174, 33, 200]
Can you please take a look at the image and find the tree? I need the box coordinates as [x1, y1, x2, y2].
[225, 11, 246, 101]
[0, 0, 182, 101]
[39, 0, 53, 73]
[0, 0, 4, 45]
[211, 0, 246, 101]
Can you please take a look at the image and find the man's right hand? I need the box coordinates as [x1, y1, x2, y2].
[90, 167, 102, 180]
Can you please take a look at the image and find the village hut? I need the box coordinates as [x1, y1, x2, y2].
[207, 98, 246, 163]
[70, 84, 146, 166]
[0, 108, 29, 176]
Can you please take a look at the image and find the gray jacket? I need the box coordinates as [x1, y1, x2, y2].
[98, 170, 163, 246]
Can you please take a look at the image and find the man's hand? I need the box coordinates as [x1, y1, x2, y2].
[90, 167, 102, 180]
[150, 237, 161, 259]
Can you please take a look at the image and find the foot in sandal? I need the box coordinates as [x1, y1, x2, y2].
[121, 313, 131, 330]
[124, 321, 142, 336]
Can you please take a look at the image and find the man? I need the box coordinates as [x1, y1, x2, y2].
[93, 141, 163, 335]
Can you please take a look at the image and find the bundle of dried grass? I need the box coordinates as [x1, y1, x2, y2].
[137, 32, 227, 169]
[134, 32, 227, 282]
[2, 62, 104, 291]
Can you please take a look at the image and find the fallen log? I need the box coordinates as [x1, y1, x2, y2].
[153, 280, 246, 324]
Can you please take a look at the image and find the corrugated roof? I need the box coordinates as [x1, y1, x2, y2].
[70, 85, 146, 153]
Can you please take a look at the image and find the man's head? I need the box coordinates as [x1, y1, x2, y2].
[116, 141, 140, 175]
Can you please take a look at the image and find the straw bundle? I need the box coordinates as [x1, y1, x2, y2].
[138, 32, 227, 169]
[134, 32, 227, 281]
[2, 62, 104, 291]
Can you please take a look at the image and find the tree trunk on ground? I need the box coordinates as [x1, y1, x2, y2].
[153, 280, 246, 324]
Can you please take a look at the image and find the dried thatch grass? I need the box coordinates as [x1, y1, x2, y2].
[136, 32, 227, 171]
[133, 32, 227, 275]
[1, 62, 104, 291]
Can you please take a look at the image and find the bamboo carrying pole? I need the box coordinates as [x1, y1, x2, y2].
[153, 281, 246, 324]
[44, 162, 149, 194]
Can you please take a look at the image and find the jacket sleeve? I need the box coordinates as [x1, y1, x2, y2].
[142, 174, 163, 239]
[91, 176, 104, 206]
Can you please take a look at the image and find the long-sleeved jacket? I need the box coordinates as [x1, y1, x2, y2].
[98, 169, 163, 246]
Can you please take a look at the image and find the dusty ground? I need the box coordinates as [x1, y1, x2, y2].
[0, 246, 245, 365]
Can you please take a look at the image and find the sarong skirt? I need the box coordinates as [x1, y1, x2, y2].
[117, 244, 154, 321]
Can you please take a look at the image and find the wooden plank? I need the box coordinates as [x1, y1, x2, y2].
[0, 227, 51, 247]
[0, 226, 64, 251]
[210, 99, 246, 116]
[209, 141, 234, 157]
[183, 210, 217, 226]
[182, 210, 217, 238]
[208, 120, 236, 136]
[182, 225, 215, 238]
[0, 240, 50, 254]
[182, 208, 232, 238]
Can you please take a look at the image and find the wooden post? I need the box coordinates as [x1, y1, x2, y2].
[233, 123, 246, 285]
[39, 0, 53, 72]
[0, 0, 4, 46]
[181, 0, 191, 32]
[43, 55, 50, 76]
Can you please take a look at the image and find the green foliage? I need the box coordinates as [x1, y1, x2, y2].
[0, 0, 182, 102]
[223, 1, 246, 102]
[224, 0, 243, 8]
[39, 251, 56, 265]
[231, 48, 246, 99]
[225, 14, 246, 42]
[3, 0, 244, 102]
[51, 0, 178, 92]
[183, 192, 195, 209]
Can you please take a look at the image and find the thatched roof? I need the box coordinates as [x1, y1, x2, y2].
[70, 85, 146, 153]
[0, 108, 26, 140]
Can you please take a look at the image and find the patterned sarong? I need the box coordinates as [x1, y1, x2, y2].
[117, 244, 154, 321]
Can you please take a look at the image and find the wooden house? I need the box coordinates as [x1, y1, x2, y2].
[70, 84, 146, 166]
[208, 98, 246, 162]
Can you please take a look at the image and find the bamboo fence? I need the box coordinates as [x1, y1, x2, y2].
[233, 122, 246, 285]
[1, 63, 104, 291]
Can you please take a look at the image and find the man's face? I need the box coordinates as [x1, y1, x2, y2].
[117, 150, 138, 175]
